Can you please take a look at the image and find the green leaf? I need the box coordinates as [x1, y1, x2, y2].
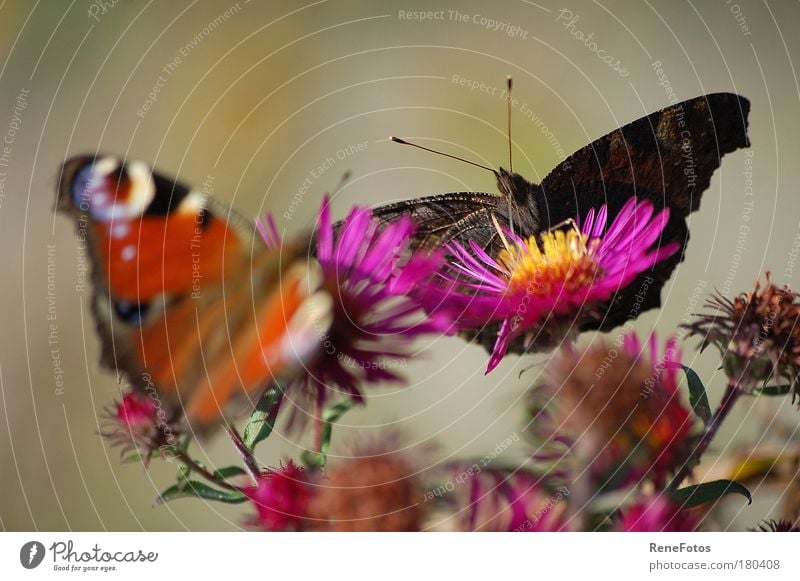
[156, 481, 247, 505]
[177, 462, 192, 483]
[177, 457, 235, 484]
[300, 451, 320, 470]
[243, 384, 284, 450]
[753, 384, 792, 397]
[302, 399, 354, 470]
[323, 399, 354, 425]
[212, 466, 248, 481]
[677, 364, 712, 425]
[672, 479, 752, 508]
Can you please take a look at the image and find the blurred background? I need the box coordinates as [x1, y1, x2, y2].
[0, 0, 799, 531]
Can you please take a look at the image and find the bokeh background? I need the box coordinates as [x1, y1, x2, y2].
[1, 0, 799, 531]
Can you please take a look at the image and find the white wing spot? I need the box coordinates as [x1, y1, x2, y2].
[178, 191, 207, 215]
[126, 161, 156, 215]
[121, 245, 136, 262]
[94, 157, 119, 177]
[111, 223, 130, 238]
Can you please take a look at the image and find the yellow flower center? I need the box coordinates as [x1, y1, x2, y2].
[498, 227, 601, 298]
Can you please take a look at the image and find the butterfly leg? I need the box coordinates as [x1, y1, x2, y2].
[545, 217, 578, 233]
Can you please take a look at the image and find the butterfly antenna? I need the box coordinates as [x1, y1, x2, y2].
[331, 170, 352, 197]
[505, 76, 515, 236]
[506, 76, 513, 173]
[390, 136, 499, 177]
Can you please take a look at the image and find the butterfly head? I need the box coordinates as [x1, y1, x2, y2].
[496, 167, 537, 205]
[495, 167, 542, 234]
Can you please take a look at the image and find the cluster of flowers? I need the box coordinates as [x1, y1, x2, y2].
[102, 196, 800, 532]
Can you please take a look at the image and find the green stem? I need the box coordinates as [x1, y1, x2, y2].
[175, 449, 242, 493]
[313, 396, 324, 455]
[302, 399, 354, 470]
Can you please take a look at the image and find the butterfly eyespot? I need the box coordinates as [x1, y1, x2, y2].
[70, 163, 97, 209]
[69, 158, 156, 222]
[70, 161, 122, 222]
[113, 301, 150, 326]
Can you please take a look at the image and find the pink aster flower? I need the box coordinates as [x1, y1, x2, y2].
[616, 495, 698, 532]
[100, 388, 181, 462]
[257, 197, 449, 412]
[255, 211, 282, 250]
[449, 466, 569, 532]
[117, 390, 156, 427]
[437, 197, 679, 372]
[245, 460, 314, 531]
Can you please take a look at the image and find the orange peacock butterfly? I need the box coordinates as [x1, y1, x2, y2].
[57, 156, 331, 429]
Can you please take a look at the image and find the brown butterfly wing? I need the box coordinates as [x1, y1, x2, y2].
[539, 92, 750, 218]
[370, 191, 543, 355]
[529, 92, 751, 334]
[369, 192, 507, 251]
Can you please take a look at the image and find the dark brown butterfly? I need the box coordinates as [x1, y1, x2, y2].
[372, 92, 751, 353]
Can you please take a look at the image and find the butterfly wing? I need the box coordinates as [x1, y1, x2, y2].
[57, 156, 328, 427]
[369, 192, 508, 251]
[539, 92, 750, 217]
[533, 92, 751, 332]
[369, 191, 544, 355]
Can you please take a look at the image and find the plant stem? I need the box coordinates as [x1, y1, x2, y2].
[228, 426, 260, 483]
[175, 449, 242, 492]
[669, 379, 742, 490]
[313, 394, 324, 454]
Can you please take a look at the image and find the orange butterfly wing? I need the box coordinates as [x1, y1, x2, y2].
[57, 156, 329, 427]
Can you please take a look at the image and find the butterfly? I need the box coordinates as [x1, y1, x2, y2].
[57, 93, 751, 426]
[372, 92, 751, 353]
[56, 156, 331, 429]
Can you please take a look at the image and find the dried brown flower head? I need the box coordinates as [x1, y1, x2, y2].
[754, 519, 800, 532]
[308, 449, 425, 531]
[529, 333, 694, 491]
[684, 273, 800, 396]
